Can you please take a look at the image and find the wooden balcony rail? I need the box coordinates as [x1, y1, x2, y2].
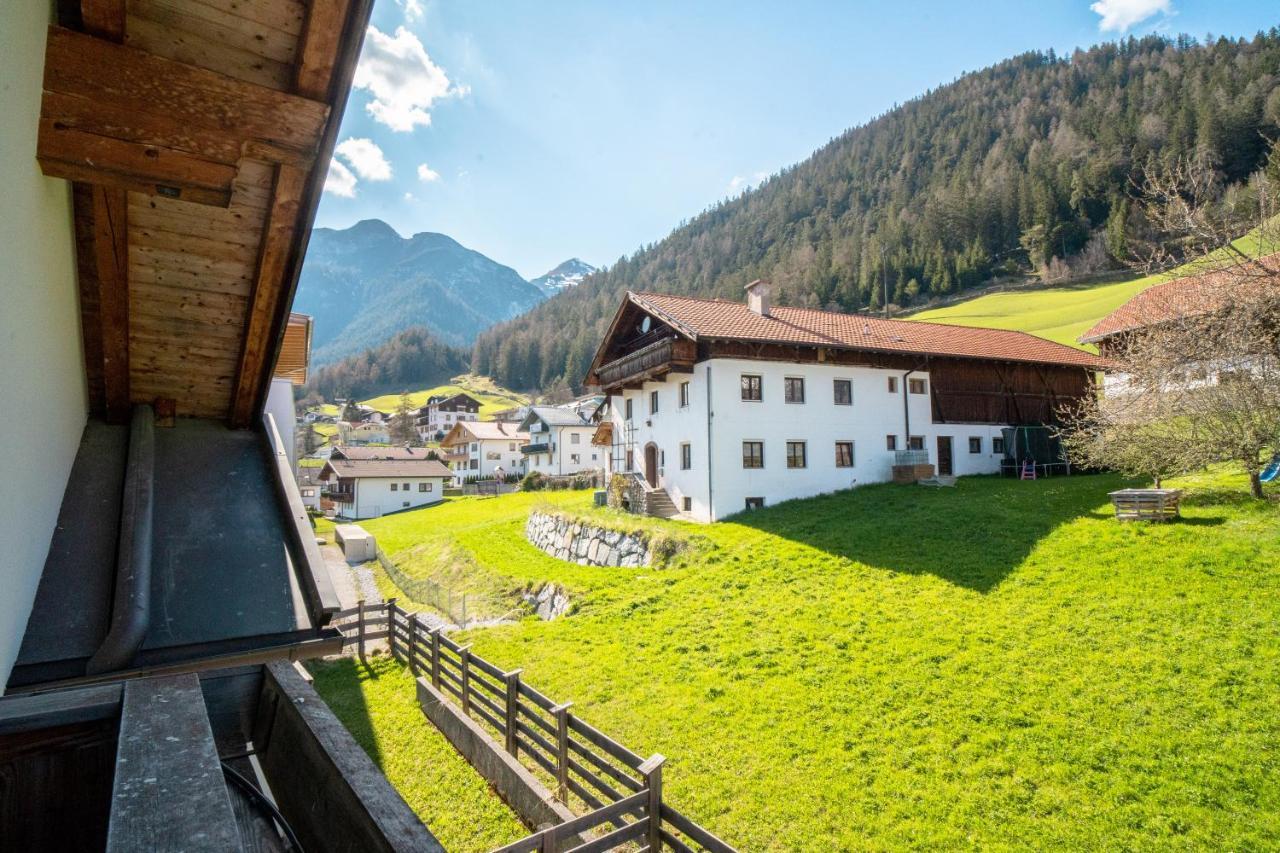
[331, 603, 736, 852]
[595, 337, 696, 390]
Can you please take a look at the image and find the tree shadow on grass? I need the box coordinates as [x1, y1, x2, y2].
[722, 473, 1128, 593]
[307, 657, 385, 769]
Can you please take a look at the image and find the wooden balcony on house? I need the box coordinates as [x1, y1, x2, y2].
[595, 336, 697, 390]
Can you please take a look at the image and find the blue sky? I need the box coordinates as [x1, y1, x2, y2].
[316, 0, 1278, 279]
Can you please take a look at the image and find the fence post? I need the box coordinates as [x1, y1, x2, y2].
[407, 613, 420, 676]
[430, 627, 441, 689]
[504, 669, 523, 756]
[551, 702, 573, 803]
[639, 754, 665, 851]
[386, 598, 399, 660]
[356, 599, 366, 663]
[459, 645, 472, 715]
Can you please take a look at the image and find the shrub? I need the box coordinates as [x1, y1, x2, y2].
[521, 471, 547, 491]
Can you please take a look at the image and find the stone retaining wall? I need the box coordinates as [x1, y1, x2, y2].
[524, 511, 651, 567]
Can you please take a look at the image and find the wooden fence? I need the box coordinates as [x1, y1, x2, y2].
[332, 602, 735, 853]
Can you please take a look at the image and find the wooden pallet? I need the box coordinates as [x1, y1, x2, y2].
[1108, 488, 1183, 521]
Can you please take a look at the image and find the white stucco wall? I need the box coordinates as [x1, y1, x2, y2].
[0, 1, 88, 693]
[344, 476, 446, 520]
[265, 377, 297, 470]
[525, 424, 601, 476]
[613, 358, 1009, 522]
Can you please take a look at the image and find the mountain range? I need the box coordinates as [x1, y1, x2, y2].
[472, 32, 1280, 391]
[293, 219, 591, 365]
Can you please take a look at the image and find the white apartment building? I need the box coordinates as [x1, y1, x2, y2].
[440, 421, 528, 483]
[415, 392, 481, 441]
[318, 457, 451, 520]
[586, 283, 1104, 522]
[518, 407, 603, 477]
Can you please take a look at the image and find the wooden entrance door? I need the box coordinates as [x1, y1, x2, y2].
[937, 436, 953, 477]
[644, 443, 659, 487]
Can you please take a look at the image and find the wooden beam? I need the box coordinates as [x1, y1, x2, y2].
[294, 0, 353, 99]
[80, 0, 126, 41]
[73, 184, 131, 424]
[37, 26, 329, 207]
[229, 164, 306, 427]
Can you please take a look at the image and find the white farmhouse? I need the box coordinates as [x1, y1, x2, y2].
[338, 420, 389, 445]
[585, 281, 1105, 522]
[440, 421, 528, 483]
[318, 456, 451, 520]
[518, 406, 604, 477]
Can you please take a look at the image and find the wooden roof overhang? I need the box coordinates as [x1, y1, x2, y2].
[44, 0, 373, 427]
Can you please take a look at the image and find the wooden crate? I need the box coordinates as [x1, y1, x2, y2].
[1108, 488, 1183, 521]
[892, 463, 935, 484]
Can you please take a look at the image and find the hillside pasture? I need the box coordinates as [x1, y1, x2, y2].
[359, 373, 528, 418]
[316, 471, 1279, 850]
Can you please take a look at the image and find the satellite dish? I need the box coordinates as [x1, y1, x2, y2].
[640, 316, 652, 333]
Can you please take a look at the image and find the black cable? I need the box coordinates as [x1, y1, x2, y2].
[221, 760, 305, 853]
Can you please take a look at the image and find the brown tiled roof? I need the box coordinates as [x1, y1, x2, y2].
[322, 458, 452, 479]
[332, 446, 435, 461]
[631, 292, 1107, 369]
[441, 421, 528, 446]
[1079, 255, 1280, 343]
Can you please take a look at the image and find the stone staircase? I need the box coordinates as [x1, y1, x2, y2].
[642, 487, 679, 518]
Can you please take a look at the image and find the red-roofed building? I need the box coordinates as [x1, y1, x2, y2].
[585, 282, 1105, 521]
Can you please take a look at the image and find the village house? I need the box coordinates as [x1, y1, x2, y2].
[297, 466, 323, 513]
[1079, 254, 1280, 396]
[585, 282, 1106, 521]
[416, 391, 481, 441]
[318, 456, 452, 520]
[519, 406, 604, 477]
[338, 419, 390, 445]
[440, 420, 528, 482]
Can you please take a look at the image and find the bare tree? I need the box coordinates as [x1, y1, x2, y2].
[389, 391, 419, 446]
[1061, 147, 1280, 498]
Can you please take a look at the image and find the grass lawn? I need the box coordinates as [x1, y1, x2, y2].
[308, 655, 528, 852]
[341, 470, 1279, 850]
[907, 231, 1275, 350]
[360, 373, 529, 419]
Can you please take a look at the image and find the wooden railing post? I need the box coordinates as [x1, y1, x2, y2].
[356, 599, 366, 663]
[459, 645, 472, 715]
[639, 754, 665, 851]
[551, 702, 573, 803]
[386, 598, 399, 660]
[430, 628, 441, 688]
[504, 669, 523, 756]
[407, 612, 420, 676]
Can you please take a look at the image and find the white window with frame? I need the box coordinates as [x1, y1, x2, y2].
[742, 440, 764, 469]
[570, 453, 581, 464]
[740, 374, 762, 402]
[784, 377, 805, 404]
[680, 442, 692, 470]
[908, 436, 925, 451]
[786, 441, 807, 469]
[625, 398, 633, 420]
[571, 433, 581, 445]
[649, 390, 659, 414]
[390, 483, 398, 491]
[679, 381, 690, 407]
[969, 437, 982, 454]
[833, 378, 852, 406]
[419, 482, 432, 492]
[835, 441, 854, 468]
[887, 376, 898, 393]
[908, 377, 927, 395]
[993, 436, 1006, 454]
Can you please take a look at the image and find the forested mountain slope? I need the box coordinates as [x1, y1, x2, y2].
[472, 32, 1280, 390]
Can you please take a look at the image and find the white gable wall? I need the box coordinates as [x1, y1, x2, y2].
[344, 476, 447, 520]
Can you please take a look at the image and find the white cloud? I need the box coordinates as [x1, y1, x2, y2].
[354, 25, 466, 132]
[335, 137, 392, 181]
[1090, 0, 1171, 32]
[403, 192, 416, 202]
[395, 0, 424, 22]
[324, 158, 357, 198]
[417, 163, 440, 183]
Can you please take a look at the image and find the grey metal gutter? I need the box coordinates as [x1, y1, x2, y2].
[87, 404, 155, 675]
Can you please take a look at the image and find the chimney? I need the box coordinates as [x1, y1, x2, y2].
[745, 279, 771, 317]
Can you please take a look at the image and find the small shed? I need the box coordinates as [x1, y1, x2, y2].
[334, 524, 376, 563]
